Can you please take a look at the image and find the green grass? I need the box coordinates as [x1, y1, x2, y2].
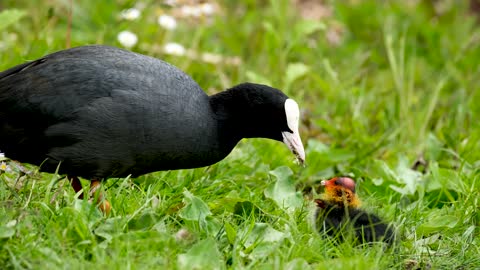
[1, 0, 480, 269]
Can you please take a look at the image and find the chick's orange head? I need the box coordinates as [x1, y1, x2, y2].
[320, 177, 360, 208]
[321, 177, 356, 193]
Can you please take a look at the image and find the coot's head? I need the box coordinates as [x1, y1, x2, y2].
[319, 177, 360, 208]
[210, 82, 305, 164]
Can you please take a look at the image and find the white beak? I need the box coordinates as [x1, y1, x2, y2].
[282, 131, 305, 165]
[283, 99, 305, 165]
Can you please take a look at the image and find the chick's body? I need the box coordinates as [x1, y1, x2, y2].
[314, 177, 396, 245]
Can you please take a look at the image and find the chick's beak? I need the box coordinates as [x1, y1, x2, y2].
[282, 130, 305, 165]
[320, 178, 335, 188]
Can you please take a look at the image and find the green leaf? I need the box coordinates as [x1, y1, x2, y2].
[233, 201, 261, 217]
[417, 215, 458, 235]
[285, 258, 311, 270]
[264, 166, 302, 211]
[412, 234, 441, 254]
[372, 160, 397, 183]
[262, 21, 281, 43]
[224, 221, 236, 245]
[372, 157, 423, 196]
[0, 9, 26, 31]
[72, 199, 104, 220]
[127, 212, 159, 231]
[294, 20, 326, 37]
[394, 157, 423, 194]
[284, 62, 310, 90]
[94, 217, 124, 242]
[203, 216, 222, 237]
[306, 140, 356, 162]
[241, 223, 286, 260]
[210, 190, 247, 213]
[177, 238, 223, 269]
[0, 226, 15, 239]
[427, 162, 464, 192]
[179, 190, 212, 222]
[37, 247, 62, 265]
[243, 223, 285, 247]
[425, 133, 443, 161]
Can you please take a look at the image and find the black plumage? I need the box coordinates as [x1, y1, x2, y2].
[0, 45, 305, 181]
[315, 200, 396, 245]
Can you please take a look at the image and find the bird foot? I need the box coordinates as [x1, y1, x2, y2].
[89, 180, 111, 215]
[90, 197, 111, 215]
[69, 176, 111, 215]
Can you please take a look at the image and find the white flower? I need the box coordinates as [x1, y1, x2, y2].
[226, 56, 242, 66]
[0, 152, 4, 158]
[117, 31, 138, 48]
[163, 42, 186, 56]
[180, 5, 202, 18]
[163, 0, 177, 7]
[120, 8, 141, 20]
[201, 52, 222, 64]
[200, 3, 215, 16]
[157, 15, 177, 30]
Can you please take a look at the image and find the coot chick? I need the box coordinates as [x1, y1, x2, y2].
[314, 177, 396, 245]
[0, 45, 305, 212]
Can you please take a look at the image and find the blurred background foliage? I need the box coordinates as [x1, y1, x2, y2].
[1, 0, 480, 269]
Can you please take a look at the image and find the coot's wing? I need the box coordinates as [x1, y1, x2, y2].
[0, 47, 123, 165]
[0, 46, 207, 178]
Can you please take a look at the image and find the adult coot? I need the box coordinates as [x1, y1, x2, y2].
[0, 45, 305, 211]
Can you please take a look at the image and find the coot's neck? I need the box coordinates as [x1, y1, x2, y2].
[209, 87, 246, 115]
[211, 83, 288, 138]
[209, 84, 274, 141]
[209, 89, 245, 143]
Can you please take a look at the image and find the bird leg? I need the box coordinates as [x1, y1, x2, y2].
[69, 176, 84, 198]
[68, 176, 111, 214]
[89, 180, 111, 214]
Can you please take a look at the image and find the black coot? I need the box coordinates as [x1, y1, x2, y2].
[0, 45, 305, 182]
